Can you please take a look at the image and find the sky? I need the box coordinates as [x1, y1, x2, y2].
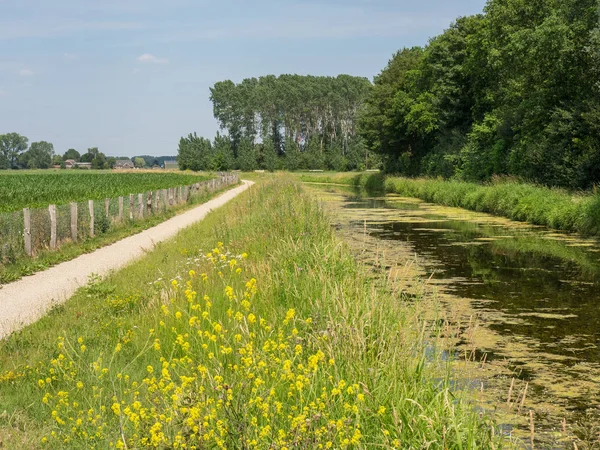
[0, 0, 487, 157]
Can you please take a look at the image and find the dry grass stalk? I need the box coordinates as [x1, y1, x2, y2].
[518, 382, 528, 413]
[507, 377, 515, 406]
[529, 410, 535, 449]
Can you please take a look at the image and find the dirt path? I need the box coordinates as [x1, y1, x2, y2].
[0, 180, 253, 339]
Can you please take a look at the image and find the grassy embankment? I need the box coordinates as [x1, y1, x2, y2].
[299, 172, 600, 236]
[0, 178, 502, 449]
[0, 175, 236, 285]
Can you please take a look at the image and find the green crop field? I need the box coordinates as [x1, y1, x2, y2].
[0, 171, 210, 213]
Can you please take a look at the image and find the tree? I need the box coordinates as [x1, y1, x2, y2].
[210, 74, 374, 171]
[346, 137, 369, 171]
[63, 148, 80, 161]
[358, 47, 425, 173]
[178, 133, 213, 171]
[51, 154, 63, 166]
[303, 137, 325, 170]
[283, 137, 301, 171]
[79, 148, 95, 163]
[134, 157, 146, 168]
[358, 0, 600, 188]
[0, 133, 29, 169]
[212, 133, 235, 171]
[20, 141, 54, 169]
[237, 137, 258, 171]
[132, 155, 156, 167]
[261, 137, 279, 172]
[91, 153, 108, 169]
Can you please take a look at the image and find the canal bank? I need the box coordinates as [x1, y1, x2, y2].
[299, 172, 600, 237]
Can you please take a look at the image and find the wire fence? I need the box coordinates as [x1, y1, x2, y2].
[0, 173, 238, 262]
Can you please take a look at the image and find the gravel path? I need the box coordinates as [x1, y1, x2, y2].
[0, 180, 253, 339]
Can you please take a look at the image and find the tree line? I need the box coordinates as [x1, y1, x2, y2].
[178, 75, 381, 171]
[180, 0, 600, 188]
[358, 0, 600, 189]
[0, 133, 176, 169]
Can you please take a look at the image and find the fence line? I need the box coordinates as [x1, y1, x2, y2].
[0, 173, 238, 261]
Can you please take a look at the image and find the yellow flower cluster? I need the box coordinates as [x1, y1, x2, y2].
[29, 244, 397, 449]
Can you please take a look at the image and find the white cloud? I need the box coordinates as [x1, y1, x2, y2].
[0, 89, 6, 97]
[136, 53, 168, 64]
[19, 68, 34, 76]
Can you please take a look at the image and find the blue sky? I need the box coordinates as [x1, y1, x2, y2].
[0, 0, 487, 157]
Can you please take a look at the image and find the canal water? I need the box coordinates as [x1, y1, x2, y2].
[308, 184, 600, 447]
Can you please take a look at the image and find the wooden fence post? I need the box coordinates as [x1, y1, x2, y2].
[23, 208, 32, 256]
[105, 198, 110, 217]
[49, 204, 57, 250]
[169, 188, 173, 206]
[71, 202, 78, 242]
[179, 186, 183, 203]
[118, 197, 124, 222]
[88, 200, 95, 237]
[154, 190, 160, 212]
[138, 193, 144, 219]
[147, 192, 153, 215]
[129, 194, 134, 220]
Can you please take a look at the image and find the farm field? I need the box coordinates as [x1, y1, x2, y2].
[0, 171, 210, 213]
[0, 173, 238, 285]
[0, 177, 501, 449]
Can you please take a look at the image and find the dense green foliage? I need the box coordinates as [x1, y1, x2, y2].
[132, 155, 178, 168]
[0, 133, 177, 170]
[178, 75, 381, 171]
[18, 141, 54, 169]
[359, 0, 600, 189]
[178, 133, 234, 171]
[0, 172, 209, 212]
[0, 134, 116, 170]
[0, 133, 29, 169]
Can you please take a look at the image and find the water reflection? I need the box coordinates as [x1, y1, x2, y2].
[310, 185, 600, 445]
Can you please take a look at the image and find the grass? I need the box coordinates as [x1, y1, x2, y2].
[0, 180, 238, 285]
[299, 172, 600, 236]
[0, 177, 502, 449]
[0, 170, 211, 213]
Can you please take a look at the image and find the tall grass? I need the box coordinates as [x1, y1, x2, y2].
[300, 172, 600, 236]
[0, 177, 502, 449]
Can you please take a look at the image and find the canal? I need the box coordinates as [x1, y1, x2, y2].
[309, 184, 600, 447]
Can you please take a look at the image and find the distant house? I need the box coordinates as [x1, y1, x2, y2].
[64, 159, 77, 169]
[75, 162, 92, 169]
[114, 159, 135, 169]
[164, 160, 179, 170]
